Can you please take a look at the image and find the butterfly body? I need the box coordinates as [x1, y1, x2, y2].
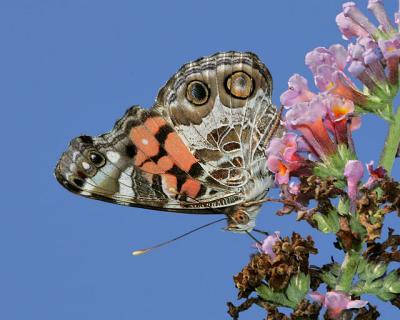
[55, 52, 282, 232]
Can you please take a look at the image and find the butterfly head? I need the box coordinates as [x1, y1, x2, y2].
[225, 205, 261, 233]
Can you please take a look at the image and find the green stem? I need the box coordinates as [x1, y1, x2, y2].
[379, 106, 400, 174]
[335, 251, 361, 292]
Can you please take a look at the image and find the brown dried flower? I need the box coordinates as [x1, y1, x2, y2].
[290, 299, 321, 319]
[233, 233, 317, 296]
[364, 228, 400, 263]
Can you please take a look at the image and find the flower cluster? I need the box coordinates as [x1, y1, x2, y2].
[228, 1, 400, 319]
[267, 0, 400, 209]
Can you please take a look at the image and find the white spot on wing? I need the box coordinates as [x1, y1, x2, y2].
[82, 161, 91, 170]
[118, 166, 134, 197]
[141, 138, 149, 145]
[106, 151, 120, 163]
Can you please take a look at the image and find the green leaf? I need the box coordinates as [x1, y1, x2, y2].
[256, 285, 296, 309]
[313, 210, 340, 234]
[356, 257, 368, 281]
[351, 282, 366, 296]
[349, 214, 367, 241]
[367, 279, 384, 291]
[320, 271, 337, 289]
[313, 145, 355, 185]
[377, 290, 397, 301]
[320, 263, 342, 290]
[383, 270, 400, 294]
[286, 273, 310, 305]
[365, 262, 388, 282]
[337, 198, 350, 216]
[330, 263, 341, 276]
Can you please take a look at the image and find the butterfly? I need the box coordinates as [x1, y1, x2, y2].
[55, 51, 282, 232]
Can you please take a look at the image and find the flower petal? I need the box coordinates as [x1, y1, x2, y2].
[256, 232, 280, 258]
[346, 299, 368, 309]
[309, 291, 326, 304]
[344, 160, 364, 208]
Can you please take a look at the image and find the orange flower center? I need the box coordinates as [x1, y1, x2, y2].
[278, 161, 288, 176]
[332, 104, 349, 118]
[387, 45, 396, 53]
[325, 81, 335, 91]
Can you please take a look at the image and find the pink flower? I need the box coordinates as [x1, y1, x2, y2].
[338, 0, 400, 89]
[347, 37, 387, 93]
[255, 232, 280, 259]
[367, 0, 394, 33]
[344, 160, 364, 209]
[325, 95, 355, 122]
[266, 133, 308, 185]
[311, 62, 369, 106]
[336, 12, 369, 40]
[324, 95, 360, 145]
[378, 35, 400, 60]
[363, 161, 387, 189]
[378, 35, 400, 86]
[305, 45, 347, 74]
[342, 2, 378, 36]
[309, 291, 368, 319]
[288, 181, 300, 195]
[280, 74, 315, 107]
[285, 96, 337, 159]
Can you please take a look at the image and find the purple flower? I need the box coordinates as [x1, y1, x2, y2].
[285, 96, 337, 159]
[324, 95, 360, 146]
[305, 45, 347, 74]
[378, 35, 400, 85]
[344, 160, 364, 209]
[288, 181, 300, 195]
[378, 34, 400, 60]
[309, 291, 368, 319]
[342, 2, 378, 36]
[266, 133, 308, 185]
[347, 37, 388, 93]
[337, 0, 400, 90]
[367, 0, 394, 33]
[280, 74, 315, 107]
[255, 232, 280, 259]
[336, 12, 369, 40]
[363, 161, 387, 189]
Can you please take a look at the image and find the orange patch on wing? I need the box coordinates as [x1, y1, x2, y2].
[144, 117, 167, 134]
[140, 162, 165, 174]
[164, 132, 198, 172]
[130, 126, 160, 157]
[134, 149, 147, 167]
[181, 179, 201, 199]
[161, 173, 177, 194]
[157, 156, 174, 172]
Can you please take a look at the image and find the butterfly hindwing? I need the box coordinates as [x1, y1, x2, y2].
[55, 105, 243, 212]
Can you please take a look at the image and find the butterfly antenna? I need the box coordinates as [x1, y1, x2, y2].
[132, 217, 227, 256]
[253, 228, 270, 236]
[245, 230, 263, 245]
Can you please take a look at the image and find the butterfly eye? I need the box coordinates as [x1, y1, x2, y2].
[186, 80, 209, 105]
[88, 150, 106, 168]
[226, 71, 254, 99]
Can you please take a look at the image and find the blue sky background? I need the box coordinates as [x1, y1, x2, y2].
[1, 0, 399, 319]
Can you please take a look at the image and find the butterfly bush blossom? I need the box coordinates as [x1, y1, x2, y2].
[228, 1, 400, 319]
